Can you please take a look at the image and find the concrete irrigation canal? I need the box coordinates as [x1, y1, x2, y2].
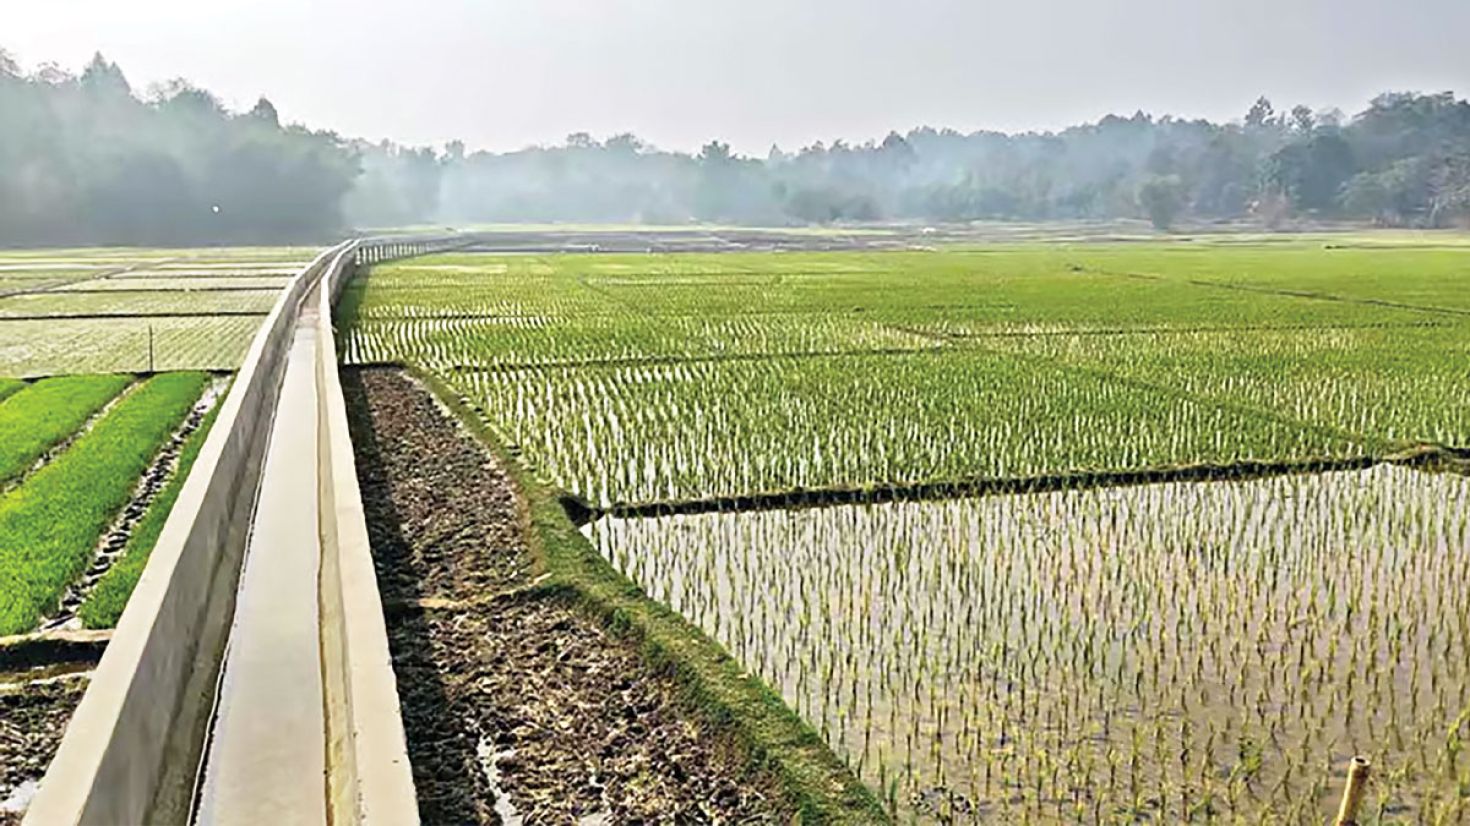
[17, 238, 451, 825]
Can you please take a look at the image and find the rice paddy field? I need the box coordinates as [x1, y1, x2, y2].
[0, 246, 310, 634]
[0, 246, 311, 377]
[341, 236, 1470, 823]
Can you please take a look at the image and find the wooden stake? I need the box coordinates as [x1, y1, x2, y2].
[1333, 756, 1370, 826]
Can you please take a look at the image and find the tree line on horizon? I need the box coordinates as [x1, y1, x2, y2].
[3, 51, 1470, 244]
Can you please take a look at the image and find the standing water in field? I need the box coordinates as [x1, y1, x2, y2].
[587, 465, 1470, 822]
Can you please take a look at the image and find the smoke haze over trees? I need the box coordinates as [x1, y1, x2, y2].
[4, 51, 1470, 244]
[0, 53, 357, 246]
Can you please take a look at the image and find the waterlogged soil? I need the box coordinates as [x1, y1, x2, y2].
[345, 368, 791, 824]
[0, 677, 87, 825]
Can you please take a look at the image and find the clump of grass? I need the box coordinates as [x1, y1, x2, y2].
[0, 371, 208, 635]
[79, 397, 222, 629]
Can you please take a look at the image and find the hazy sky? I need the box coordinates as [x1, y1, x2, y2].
[8, 0, 1469, 155]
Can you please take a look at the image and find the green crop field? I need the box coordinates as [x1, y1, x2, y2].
[0, 374, 134, 485]
[0, 371, 210, 634]
[343, 236, 1470, 822]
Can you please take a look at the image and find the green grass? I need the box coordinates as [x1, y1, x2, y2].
[79, 395, 222, 629]
[0, 374, 133, 485]
[0, 371, 208, 635]
[414, 368, 887, 823]
[0, 379, 23, 405]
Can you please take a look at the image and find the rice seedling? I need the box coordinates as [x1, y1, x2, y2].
[0, 316, 261, 377]
[0, 378, 26, 405]
[0, 371, 208, 634]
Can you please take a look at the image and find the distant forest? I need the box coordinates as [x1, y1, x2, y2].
[4, 52, 1470, 244]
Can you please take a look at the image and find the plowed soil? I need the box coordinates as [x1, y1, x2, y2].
[345, 368, 791, 824]
[0, 677, 87, 825]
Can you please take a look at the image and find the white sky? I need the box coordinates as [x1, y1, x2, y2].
[7, 0, 1469, 155]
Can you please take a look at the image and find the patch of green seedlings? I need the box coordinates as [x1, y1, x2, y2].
[986, 325, 1470, 447]
[452, 349, 1368, 507]
[0, 374, 133, 485]
[0, 379, 23, 404]
[78, 397, 222, 629]
[0, 371, 208, 634]
[343, 313, 935, 370]
[588, 465, 1470, 822]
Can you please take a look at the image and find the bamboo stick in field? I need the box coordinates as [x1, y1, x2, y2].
[1333, 756, 1371, 826]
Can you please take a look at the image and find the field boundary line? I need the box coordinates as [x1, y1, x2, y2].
[0, 257, 175, 299]
[932, 319, 1452, 339]
[987, 344, 1389, 451]
[39, 285, 288, 295]
[576, 446, 1452, 523]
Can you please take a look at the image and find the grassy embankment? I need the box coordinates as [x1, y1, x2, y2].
[413, 368, 888, 824]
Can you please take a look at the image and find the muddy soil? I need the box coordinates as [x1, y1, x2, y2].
[345, 368, 791, 824]
[0, 677, 87, 825]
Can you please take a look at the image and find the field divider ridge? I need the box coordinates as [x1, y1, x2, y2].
[573, 444, 1453, 524]
[407, 364, 890, 822]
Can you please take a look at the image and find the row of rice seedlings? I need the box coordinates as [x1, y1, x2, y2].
[0, 372, 209, 634]
[0, 289, 281, 318]
[78, 392, 223, 628]
[0, 315, 260, 377]
[988, 326, 1470, 447]
[0, 374, 133, 484]
[352, 249, 1439, 331]
[453, 350, 1364, 507]
[587, 465, 1470, 822]
[343, 313, 935, 369]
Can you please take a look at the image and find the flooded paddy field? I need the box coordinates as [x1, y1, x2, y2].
[588, 465, 1470, 822]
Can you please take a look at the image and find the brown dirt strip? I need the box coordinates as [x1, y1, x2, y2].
[344, 367, 793, 824]
[0, 680, 88, 825]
